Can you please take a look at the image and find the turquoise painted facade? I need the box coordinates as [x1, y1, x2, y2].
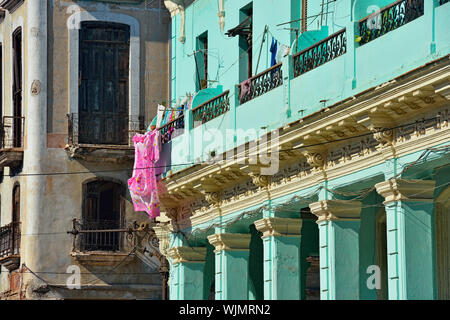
[156, 0, 450, 300]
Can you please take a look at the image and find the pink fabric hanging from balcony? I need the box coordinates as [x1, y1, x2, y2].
[128, 129, 162, 218]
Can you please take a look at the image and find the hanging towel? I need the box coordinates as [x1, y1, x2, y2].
[156, 104, 165, 128]
[270, 37, 278, 67]
[128, 129, 162, 219]
[276, 43, 290, 64]
[240, 79, 252, 103]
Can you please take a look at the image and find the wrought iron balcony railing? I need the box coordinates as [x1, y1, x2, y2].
[69, 219, 125, 252]
[238, 63, 283, 105]
[293, 29, 347, 78]
[192, 90, 230, 128]
[359, 0, 424, 46]
[67, 113, 144, 146]
[0, 222, 21, 259]
[0, 116, 25, 149]
[159, 114, 185, 144]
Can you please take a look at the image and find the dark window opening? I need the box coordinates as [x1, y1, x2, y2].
[195, 32, 208, 91]
[82, 180, 124, 251]
[227, 4, 253, 81]
[12, 28, 22, 148]
[78, 21, 130, 145]
[11, 184, 20, 255]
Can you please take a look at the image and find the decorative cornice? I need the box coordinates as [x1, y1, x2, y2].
[207, 233, 251, 252]
[375, 179, 436, 204]
[309, 200, 362, 222]
[202, 191, 222, 207]
[153, 225, 171, 257]
[254, 218, 302, 238]
[167, 246, 206, 264]
[249, 173, 271, 189]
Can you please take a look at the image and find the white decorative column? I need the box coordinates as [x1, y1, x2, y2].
[22, 0, 48, 289]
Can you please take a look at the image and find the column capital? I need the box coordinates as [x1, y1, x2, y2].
[375, 179, 436, 204]
[254, 218, 302, 238]
[167, 246, 207, 264]
[309, 200, 362, 222]
[207, 233, 251, 252]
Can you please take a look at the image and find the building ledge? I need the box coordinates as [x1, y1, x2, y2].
[0, 149, 23, 169]
[65, 144, 134, 164]
[0, 254, 20, 271]
[70, 251, 136, 267]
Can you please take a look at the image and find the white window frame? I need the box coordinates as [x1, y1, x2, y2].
[67, 10, 140, 142]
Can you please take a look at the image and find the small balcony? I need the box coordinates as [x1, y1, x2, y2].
[0, 116, 24, 170]
[358, 0, 424, 46]
[66, 113, 144, 163]
[238, 64, 283, 104]
[0, 222, 21, 271]
[69, 219, 136, 267]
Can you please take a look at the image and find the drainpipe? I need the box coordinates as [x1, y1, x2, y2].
[22, 0, 48, 296]
[218, 0, 225, 32]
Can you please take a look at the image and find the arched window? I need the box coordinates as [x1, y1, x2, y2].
[82, 179, 124, 251]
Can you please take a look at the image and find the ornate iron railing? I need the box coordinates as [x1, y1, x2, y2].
[440, 0, 449, 5]
[0, 222, 21, 259]
[69, 219, 126, 252]
[293, 29, 347, 77]
[68, 113, 143, 146]
[159, 114, 185, 144]
[0, 116, 25, 149]
[238, 63, 283, 104]
[192, 91, 230, 128]
[359, 0, 424, 46]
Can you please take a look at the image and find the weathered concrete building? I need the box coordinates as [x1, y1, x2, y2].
[0, 0, 170, 299]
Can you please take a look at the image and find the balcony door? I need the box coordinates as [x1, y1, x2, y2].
[82, 180, 123, 251]
[78, 21, 130, 145]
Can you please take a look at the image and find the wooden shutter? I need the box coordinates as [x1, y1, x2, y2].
[78, 22, 130, 145]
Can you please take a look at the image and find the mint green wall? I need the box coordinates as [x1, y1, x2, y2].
[163, 1, 449, 176]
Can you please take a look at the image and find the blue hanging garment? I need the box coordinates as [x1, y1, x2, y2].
[270, 37, 278, 67]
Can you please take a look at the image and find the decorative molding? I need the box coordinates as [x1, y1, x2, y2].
[375, 179, 436, 204]
[167, 246, 207, 264]
[309, 200, 362, 222]
[254, 218, 302, 238]
[203, 191, 222, 207]
[249, 173, 271, 189]
[207, 233, 251, 252]
[163, 0, 185, 42]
